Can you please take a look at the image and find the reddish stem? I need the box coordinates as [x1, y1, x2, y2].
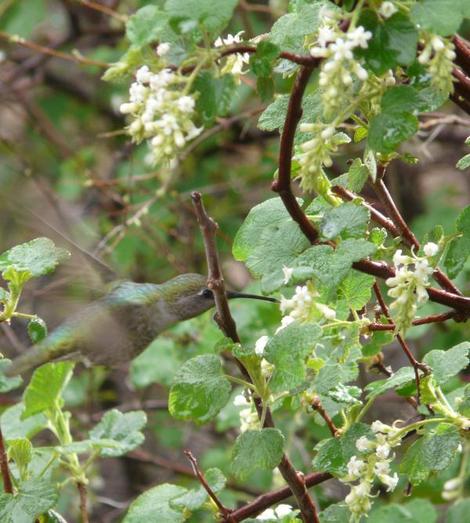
[0, 428, 13, 494]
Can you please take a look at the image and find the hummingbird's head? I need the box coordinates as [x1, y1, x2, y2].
[164, 273, 278, 322]
[165, 273, 216, 321]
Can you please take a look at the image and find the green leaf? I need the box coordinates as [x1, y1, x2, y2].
[258, 93, 322, 133]
[319, 503, 350, 523]
[368, 111, 418, 154]
[443, 205, 470, 278]
[123, 484, 187, 523]
[312, 424, 372, 476]
[365, 366, 415, 400]
[0, 359, 22, 393]
[245, 220, 311, 292]
[423, 342, 470, 384]
[126, 6, 169, 47]
[164, 0, 238, 35]
[171, 468, 226, 510]
[447, 499, 470, 523]
[411, 0, 464, 36]
[89, 409, 147, 457]
[456, 153, 470, 170]
[169, 355, 231, 424]
[0, 478, 58, 523]
[27, 317, 47, 345]
[362, 329, 394, 357]
[231, 428, 284, 480]
[0, 404, 47, 440]
[7, 439, 32, 479]
[22, 362, 74, 419]
[130, 338, 181, 388]
[0, 0, 45, 39]
[338, 272, 375, 311]
[194, 72, 236, 125]
[251, 41, 280, 78]
[264, 323, 322, 393]
[294, 240, 376, 289]
[400, 423, 461, 485]
[369, 499, 437, 523]
[347, 159, 369, 192]
[358, 11, 419, 74]
[269, 3, 325, 52]
[321, 202, 370, 240]
[233, 198, 294, 261]
[0, 238, 69, 279]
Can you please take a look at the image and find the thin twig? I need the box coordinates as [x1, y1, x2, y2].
[373, 283, 429, 401]
[311, 398, 339, 436]
[371, 176, 462, 297]
[192, 192, 320, 523]
[369, 311, 456, 331]
[0, 31, 108, 68]
[78, 0, 128, 22]
[0, 427, 13, 494]
[184, 451, 235, 521]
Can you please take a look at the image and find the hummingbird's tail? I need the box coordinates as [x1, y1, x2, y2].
[4, 328, 77, 377]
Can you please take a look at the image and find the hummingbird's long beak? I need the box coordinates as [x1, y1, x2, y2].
[227, 291, 279, 303]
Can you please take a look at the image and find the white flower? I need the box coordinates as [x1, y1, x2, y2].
[257, 508, 275, 520]
[345, 481, 372, 517]
[347, 456, 365, 479]
[356, 436, 374, 452]
[443, 477, 463, 499]
[374, 460, 390, 476]
[376, 443, 391, 460]
[379, 2, 398, 19]
[371, 420, 395, 434]
[275, 315, 295, 333]
[316, 303, 336, 320]
[282, 266, 294, 284]
[255, 335, 269, 356]
[380, 472, 399, 492]
[275, 504, 293, 517]
[423, 242, 439, 257]
[214, 31, 244, 47]
[136, 65, 152, 83]
[156, 42, 170, 56]
[348, 26, 372, 49]
[234, 396, 248, 409]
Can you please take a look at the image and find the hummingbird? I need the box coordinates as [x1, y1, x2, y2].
[4, 273, 277, 377]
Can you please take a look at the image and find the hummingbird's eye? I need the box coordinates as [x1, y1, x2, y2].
[200, 288, 213, 299]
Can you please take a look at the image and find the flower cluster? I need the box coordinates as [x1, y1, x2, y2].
[280, 282, 336, 324]
[296, 123, 350, 200]
[214, 31, 250, 80]
[342, 421, 401, 521]
[233, 393, 259, 432]
[385, 242, 438, 334]
[419, 35, 456, 95]
[120, 55, 202, 166]
[310, 26, 371, 118]
[257, 503, 297, 521]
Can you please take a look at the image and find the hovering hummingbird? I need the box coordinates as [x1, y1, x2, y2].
[5, 273, 276, 376]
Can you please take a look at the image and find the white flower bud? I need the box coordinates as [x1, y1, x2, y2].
[255, 335, 269, 356]
[423, 242, 439, 257]
[156, 42, 170, 56]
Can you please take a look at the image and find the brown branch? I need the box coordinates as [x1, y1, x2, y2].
[369, 311, 457, 331]
[311, 397, 339, 437]
[228, 472, 331, 521]
[272, 65, 321, 243]
[185, 451, 235, 521]
[192, 192, 320, 523]
[77, 481, 89, 523]
[0, 427, 13, 494]
[453, 35, 470, 74]
[220, 45, 322, 66]
[332, 184, 400, 237]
